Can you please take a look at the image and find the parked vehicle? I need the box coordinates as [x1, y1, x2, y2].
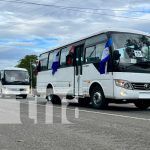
[0, 67, 30, 99]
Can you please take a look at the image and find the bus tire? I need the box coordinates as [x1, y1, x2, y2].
[46, 86, 53, 102]
[134, 101, 150, 110]
[78, 97, 91, 106]
[46, 87, 61, 104]
[51, 95, 61, 105]
[90, 86, 108, 109]
[22, 95, 27, 99]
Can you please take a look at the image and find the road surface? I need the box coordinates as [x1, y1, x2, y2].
[0, 96, 150, 150]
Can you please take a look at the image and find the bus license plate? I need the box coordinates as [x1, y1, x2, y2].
[139, 93, 150, 99]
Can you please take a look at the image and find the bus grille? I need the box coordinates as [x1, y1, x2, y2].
[131, 83, 150, 90]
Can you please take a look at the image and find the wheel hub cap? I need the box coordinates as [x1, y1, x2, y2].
[93, 92, 102, 105]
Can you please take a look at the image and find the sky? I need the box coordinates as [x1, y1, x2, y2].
[0, 0, 150, 69]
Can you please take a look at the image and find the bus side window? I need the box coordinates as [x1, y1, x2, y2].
[85, 33, 107, 63]
[60, 48, 68, 67]
[36, 61, 41, 74]
[66, 46, 74, 66]
[95, 43, 105, 60]
[40, 59, 47, 71]
[85, 46, 96, 63]
[66, 53, 73, 65]
[39, 53, 49, 71]
[48, 52, 54, 69]
[85, 42, 106, 63]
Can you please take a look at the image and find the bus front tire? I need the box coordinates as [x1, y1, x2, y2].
[91, 86, 108, 109]
[134, 101, 150, 110]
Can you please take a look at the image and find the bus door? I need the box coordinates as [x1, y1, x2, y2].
[74, 45, 84, 96]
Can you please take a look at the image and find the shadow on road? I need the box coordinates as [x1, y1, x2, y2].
[17, 97, 150, 112]
[67, 102, 150, 112]
[36, 99, 150, 112]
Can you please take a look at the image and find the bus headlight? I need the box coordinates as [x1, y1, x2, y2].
[26, 88, 30, 93]
[115, 79, 133, 90]
[2, 87, 7, 91]
[2, 87, 8, 94]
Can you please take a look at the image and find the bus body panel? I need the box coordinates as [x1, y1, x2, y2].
[37, 63, 114, 99]
[82, 64, 114, 98]
[37, 67, 74, 97]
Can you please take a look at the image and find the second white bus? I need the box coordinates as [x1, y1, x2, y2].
[0, 67, 30, 98]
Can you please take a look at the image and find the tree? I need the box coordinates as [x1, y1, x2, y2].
[16, 55, 38, 88]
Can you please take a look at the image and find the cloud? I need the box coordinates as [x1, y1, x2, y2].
[0, 59, 17, 70]
[0, 0, 150, 68]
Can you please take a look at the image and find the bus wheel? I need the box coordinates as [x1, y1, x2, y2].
[91, 86, 108, 109]
[78, 97, 91, 106]
[134, 101, 150, 110]
[51, 95, 61, 104]
[21, 95, 27, 99]
[47, 94, 61, 104]
[46, 87, 53, 102]
[46, 88, 61, 104]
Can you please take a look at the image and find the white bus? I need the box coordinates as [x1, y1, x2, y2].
[36, 28, 150, 109]
[0, 67, 30, 99]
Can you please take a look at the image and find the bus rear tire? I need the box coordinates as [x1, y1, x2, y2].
[46, 87, 61, 104]
[78, 97, 91, 106]
[134, 101, 150, 110]
[22, 95, 27, 99]
[47, 95, 61, 104]
[91, 86, 108, 109]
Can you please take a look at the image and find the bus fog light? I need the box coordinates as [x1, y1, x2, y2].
[120, 91, 127, 96]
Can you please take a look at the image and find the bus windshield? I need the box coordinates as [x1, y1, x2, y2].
[112, 32, 150, 72]
[4, 70, 29, 84]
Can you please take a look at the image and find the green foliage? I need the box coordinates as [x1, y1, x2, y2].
[16, 55, 38, 87]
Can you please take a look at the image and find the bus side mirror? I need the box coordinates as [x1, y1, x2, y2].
[113, 50, 121, 60]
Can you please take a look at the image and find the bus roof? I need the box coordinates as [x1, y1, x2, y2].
[40, 28, 150, 55]
[2, 67, 28, 71]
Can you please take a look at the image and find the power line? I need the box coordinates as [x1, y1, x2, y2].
[0, 0, 149, 13]
[0, 0, 149, 21]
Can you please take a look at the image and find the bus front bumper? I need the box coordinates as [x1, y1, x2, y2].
[2, 87, 29, 96]
[114, 86, 150, 100]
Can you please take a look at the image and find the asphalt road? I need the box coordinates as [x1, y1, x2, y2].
[0, 96, 150, 150]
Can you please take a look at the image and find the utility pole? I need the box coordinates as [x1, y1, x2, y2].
[30, 60, 32, 95]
